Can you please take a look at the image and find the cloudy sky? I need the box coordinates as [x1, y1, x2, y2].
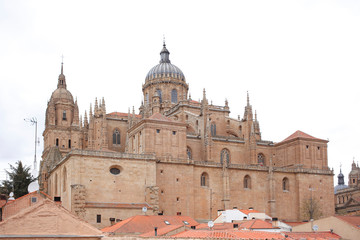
[0, 0, 359, 185]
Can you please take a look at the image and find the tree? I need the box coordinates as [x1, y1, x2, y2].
[1, 161, 35, 198]
[300, 197, 323, 221]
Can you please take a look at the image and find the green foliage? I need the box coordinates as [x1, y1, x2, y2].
[1, 161, 35, 198]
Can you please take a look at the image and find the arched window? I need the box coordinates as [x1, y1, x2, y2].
[54, 173, 58, 195]
[201, 172, 209, 187]
[220, 149, 230, 166]
[62, 110, 67, 120]
[282, 177, 289, 191]
[171, 89, 178, 103]
[244, 175, 251, 189]
[113, 130, 120, 145]
[145, 93, 149, 105]
[187, 147, 192, 160]
[211, 123, 217, 136]
[63, 167, 67, 192]
[157, 89, 162, 103]
[257, 153, 265, 165]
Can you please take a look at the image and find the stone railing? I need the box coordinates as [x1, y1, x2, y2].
[69, 149, 156, 160]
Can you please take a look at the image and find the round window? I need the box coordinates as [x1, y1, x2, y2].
[110, 167, 120, 175]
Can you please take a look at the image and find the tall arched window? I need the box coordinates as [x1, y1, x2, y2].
[187, 147, 192, 160]
[145, 93, 149, 105]
[171, 89, 178, 103]
[113, 130, 120, 145]
[201, 172, 209, 187]
[282, 177, 289, 191]
[211, 123, 217, 136]
[257, 153, 265, 165]
[157, 89, 162, 103]
[63, 167, 67, 192]
[244, 175, 251, 189]
[62, 110, 67, 120]
[220, 149, 230, 166]
[54, 173, 58, 195]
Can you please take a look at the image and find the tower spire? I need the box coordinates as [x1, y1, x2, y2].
[57, 60, 67, 89]
[160, 39, 170, 63]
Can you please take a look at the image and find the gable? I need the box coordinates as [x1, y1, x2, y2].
[0, 199, 102, 237]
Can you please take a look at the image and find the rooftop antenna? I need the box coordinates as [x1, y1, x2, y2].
[24, 117, 39, 172]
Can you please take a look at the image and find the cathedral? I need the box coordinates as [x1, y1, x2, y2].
[39, 42, 335, 228]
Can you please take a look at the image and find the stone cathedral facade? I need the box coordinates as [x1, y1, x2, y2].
[39, 43, 335, 228]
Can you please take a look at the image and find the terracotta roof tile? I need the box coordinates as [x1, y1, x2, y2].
[285, 231, 341, 239]
[283, 221, 306, 227]
[335, 215, 360, 229]
[279, 130, 324, 143]
[195, 223, 234, 230]
[101, 215, 198, 234]
[238, 219, 275, 229]
[140, 224, 183, 237]
[172, 229, 284, 239]
[196, 220, 276, 230]
[108, 112, 141, 118]
[0, 199, 6, 208]
[3, 191, 49, 207]
[239, 209, 261, 215]
[148, 112, 172, 122]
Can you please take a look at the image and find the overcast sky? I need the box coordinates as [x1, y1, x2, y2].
[0, 0, 359, 185]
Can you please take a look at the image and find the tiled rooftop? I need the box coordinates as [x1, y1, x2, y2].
[285, 231, 341, 239]
[108, 112, 141, 118]
[101, 215, 198, 234]
[172, 229, 284, 239]
[279, 130, 323, 143]
[335, 215, 360, 229]
[148, 112, 173, 122]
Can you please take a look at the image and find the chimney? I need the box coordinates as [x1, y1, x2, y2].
[233, 223, 238, 229]
[272, 217, 279, 227]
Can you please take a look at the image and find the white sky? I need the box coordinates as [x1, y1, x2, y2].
[0, 0, 359, 185]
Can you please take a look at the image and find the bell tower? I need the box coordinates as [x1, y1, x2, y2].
[43, 62, 81, 159]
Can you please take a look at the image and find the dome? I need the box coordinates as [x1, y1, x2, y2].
[50, 88, 74, 103]
[145, 43, 185, 82]
[334, 184, 348, 194]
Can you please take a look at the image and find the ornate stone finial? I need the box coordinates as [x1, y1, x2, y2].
[102, 97, 106, 113]
[94, 98, 98, 113]
[247, 91, 250, 106]
[189, 92, 192, 100]
[225, 98, 228, 107]
[160, 39, 170, 63]
[84, 110, 88, 126]
[89, 103, 93, 117]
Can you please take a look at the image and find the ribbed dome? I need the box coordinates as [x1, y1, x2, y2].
[334, 184, 348, 193]
[145, 43, 185, 82]
[51, 88, 74, 103]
